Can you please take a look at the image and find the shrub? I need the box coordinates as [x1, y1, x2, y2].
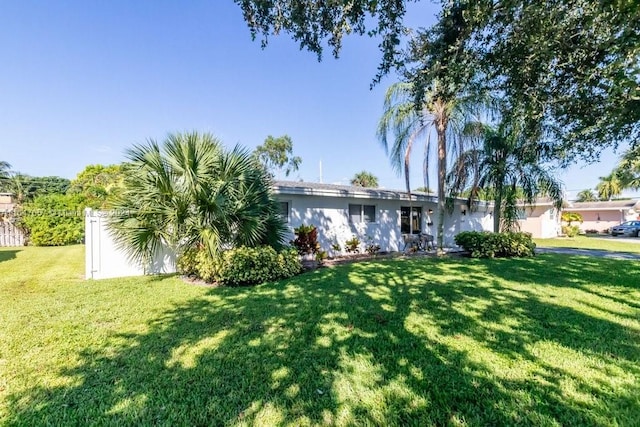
[177, 246, 302, 286]
[584, 229, 599, 234]
[561, 225, 580, 237]
[561, 211, 583, 225]
[315, 250, 328, 265]
[454, 231, 536, 258]
[291, 225, 320, 256]
[176, 247, 199, 276]
[345, 236, 360, 253]
[365, 235, 380, 255]
[18, 193, 86, 246]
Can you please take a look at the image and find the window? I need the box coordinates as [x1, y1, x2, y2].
[349, 204, 376, 223]
[278, 201, 289, 222]
[401, 206, 422, 233]
[517, 209, 527, 220]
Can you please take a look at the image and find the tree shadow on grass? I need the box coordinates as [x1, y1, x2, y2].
[5, 257, 640, 425]
[0, 249, 20, 264]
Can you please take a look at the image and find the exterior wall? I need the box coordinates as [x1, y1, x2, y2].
[575, 210, 633, 233]
[278, 195, 491, 252]
[518, 206, 559, 238]
[443, 203, 493, 246]
[85, 209, 175, 280]
[0, 193, 14, 205]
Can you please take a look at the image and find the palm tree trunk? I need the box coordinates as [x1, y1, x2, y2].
[493, 183, 503, 232]
[436, 110, 448, 255]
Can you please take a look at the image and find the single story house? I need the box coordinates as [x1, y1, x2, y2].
[564, 200, 640, 233]
[272, 181, 493, 254]
[85, 181, 493, 279]
[517, 198, 640, 237]
[0, 192, 15, 212]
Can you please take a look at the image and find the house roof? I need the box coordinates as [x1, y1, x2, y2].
[566, 200, 640, 211]
[272, 181, 493, 208]
[273, 181, 437, 202]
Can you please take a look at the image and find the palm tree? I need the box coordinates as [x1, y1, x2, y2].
[575, 189, 597, 202]
[107, 131, 287, 265]
[0, 161, 11, 190]
[377, 81, 476, 250]
[377, 82, 431, 197]
[596, 173, 623, 201]
[350, 171, 379, 188]
[448, 122, 563, 232]
[616, 147, 640, 190]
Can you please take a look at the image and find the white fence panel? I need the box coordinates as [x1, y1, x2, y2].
[0, 221, 24, 247]
[85, 209, 176, 280]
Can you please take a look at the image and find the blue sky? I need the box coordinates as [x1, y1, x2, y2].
[0, 1, 633, 199]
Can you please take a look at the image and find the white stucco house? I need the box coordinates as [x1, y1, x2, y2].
[273, 181, 493, 253]
[85, 181, 494, 279]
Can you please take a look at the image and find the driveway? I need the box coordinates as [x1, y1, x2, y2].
[589, 235, 640, 244]
[536, 247, 640, 260]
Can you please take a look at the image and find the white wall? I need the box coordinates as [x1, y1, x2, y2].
[85, 209, 175, 280]
[278, 195, 491, 252]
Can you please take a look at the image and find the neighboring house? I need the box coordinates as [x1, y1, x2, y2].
[517, 198, 640, 237]
[517, 198, 562, 238]
[565, 200, 640, 233]
[0, 192, 24, 247]
[273, 181, 493, 253]
[0, 192, 15, 212]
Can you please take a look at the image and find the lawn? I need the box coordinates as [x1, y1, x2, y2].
[535, 235, 640, 254]
[1, 246, 639, 426]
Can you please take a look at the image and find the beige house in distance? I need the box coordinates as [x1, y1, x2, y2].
[517, 198, 640, 237]
[565, 200, 640, 233]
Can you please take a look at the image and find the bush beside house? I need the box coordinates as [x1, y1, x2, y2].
[177, 246, 301, 286]
[455, 231, 536, 258]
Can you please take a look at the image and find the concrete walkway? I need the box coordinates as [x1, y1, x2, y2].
[536, 247, 640, 260]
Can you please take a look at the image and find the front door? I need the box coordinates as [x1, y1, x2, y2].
[401, 206, 422, 234]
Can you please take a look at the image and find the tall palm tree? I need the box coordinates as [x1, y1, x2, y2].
[377, 81, 475, 250]
[108, 132, 287, 265]
[448, 122, 563, 232]
[596, 173, 623, 201]
[377, 82, 431, 197]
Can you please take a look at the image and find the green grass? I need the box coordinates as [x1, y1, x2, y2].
[1, 246, 639, 426]
[535, 235, 640, 254]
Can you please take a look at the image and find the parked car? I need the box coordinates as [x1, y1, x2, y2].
[610, 221, 640, 237]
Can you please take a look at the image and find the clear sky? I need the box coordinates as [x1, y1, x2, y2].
[1, 1, 635, 200]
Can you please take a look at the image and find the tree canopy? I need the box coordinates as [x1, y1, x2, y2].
[253, 135, 302, 178]
[236, 0, 640, 162]
[68, 164, 125, 208]
[350, 171, 379, 188]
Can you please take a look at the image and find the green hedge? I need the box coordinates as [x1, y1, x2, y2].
[454, 231, 536, 258]
[18, 193, 87, 246]
[177, 246, 302, 286]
